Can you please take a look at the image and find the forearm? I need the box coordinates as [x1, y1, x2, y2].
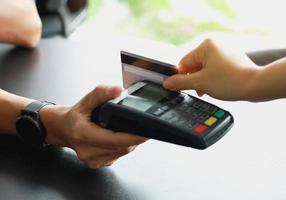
[0, 89, 33, 135]
[248, 58, 286, 102]
[0, 0, 42, 47]
[0, 89, 68, 146]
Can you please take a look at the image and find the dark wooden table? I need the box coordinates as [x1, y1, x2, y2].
[0, 39, 286, 200]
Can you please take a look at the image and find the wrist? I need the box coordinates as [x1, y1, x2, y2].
[40, 105, 70, 147]
[245, 60, 286, 102]
[241, 66, 265, 102]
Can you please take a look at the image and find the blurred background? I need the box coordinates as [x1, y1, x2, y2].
[82, 0, 286, 50]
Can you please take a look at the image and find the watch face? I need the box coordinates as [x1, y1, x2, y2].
[16, 116, 44, 147]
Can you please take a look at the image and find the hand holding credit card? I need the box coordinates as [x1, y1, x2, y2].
[91, 51, 234, 149]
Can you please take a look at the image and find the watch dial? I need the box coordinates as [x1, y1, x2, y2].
[16, 116, 44, 147]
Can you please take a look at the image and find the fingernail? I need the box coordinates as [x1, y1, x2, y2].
[107, 86, 122, 98]
[106, 86, 116, 96]
[196, 91, 205, 97]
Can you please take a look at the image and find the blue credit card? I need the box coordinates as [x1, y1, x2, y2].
[121, 51, 178, 88]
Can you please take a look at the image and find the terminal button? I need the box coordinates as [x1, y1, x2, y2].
[206, 106, 217, 114]
[193, 101, 203, 109]
[214, 110, 225, 118]
[204, 116, 217, 126]
[197, 112, 209, 122]
[200, 103, 210, 111]
[190, 110, 202, 119]
[185, 107, 197, 114]
[177, 104, 189, 112]
[184, 120, 198, 129]
[170, 95, 185, 106]
[194, 124, 207, 134]
[160, 111, 176, 121]
[161, 105, 170, 111]
[153, 108, 164, 116]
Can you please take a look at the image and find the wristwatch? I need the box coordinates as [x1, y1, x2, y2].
[16, 101, 55, 148]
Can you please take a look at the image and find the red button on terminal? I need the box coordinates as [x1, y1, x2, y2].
[194, 124, 207, 134]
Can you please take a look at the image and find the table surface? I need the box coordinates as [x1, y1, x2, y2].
[0, 38, 286, 200]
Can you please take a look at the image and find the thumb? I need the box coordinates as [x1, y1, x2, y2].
[79, 85, 122, 111]
[163, 72, 202, 91]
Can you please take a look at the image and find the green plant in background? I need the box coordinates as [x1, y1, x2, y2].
[88, 0, 102, 18]
[119, 0, 170, 17]
[87, 0, 236, 45]
[197, 21, 232, 33]
[207, 0, 236, 19]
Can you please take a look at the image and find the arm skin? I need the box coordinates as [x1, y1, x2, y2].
[0, 1, 147, 169]
[0, 0, 42, 47]
[0, 87, 146, 169]
[252, 58, 286, 101]
[164, 38, 286, 102]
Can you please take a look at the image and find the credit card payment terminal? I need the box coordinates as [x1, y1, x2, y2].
[92, 52, 234, 149]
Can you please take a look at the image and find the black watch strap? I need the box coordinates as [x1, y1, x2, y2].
[21, 101, 55, 115]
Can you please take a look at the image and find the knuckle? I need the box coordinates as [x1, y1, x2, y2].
[178, 56, 188, 67]
[132, 137, 147, 145]
[105, 160, 116, 167]
[86, 162, 100, 169]
[94, 85, 108, 95]
[120, 146, 136, 155]
[81, 85, 110, 109]
[203, 38, 214, 45]
[87, 161, 101, 169]
[127, 146, 136, 153]
[121, 148, 132, 155]
[202, 38, 217, 50]
[105, 163, 113, 167]
[76, 150, 90, 162]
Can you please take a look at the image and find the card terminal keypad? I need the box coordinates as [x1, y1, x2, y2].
[157, 94, 226, 135]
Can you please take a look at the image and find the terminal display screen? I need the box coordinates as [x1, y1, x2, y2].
[120, 84, 171, 112]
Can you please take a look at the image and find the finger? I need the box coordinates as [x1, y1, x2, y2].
[178, 45, 204, 74]
[82, 123, 147, 148]
[104, 159, 118, 167]
[85, 147, 134, 169]
[76, 145, 137, 162]
[76, 146, 117, 162]
[89, 147, 133, 161]
[79, 85, 122, 111]
[196, 90, 205, 97]
[164, 73, 202, 91]
[86, 156, 120, 169]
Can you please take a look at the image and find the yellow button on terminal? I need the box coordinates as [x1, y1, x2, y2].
[204, 117, 217, 126]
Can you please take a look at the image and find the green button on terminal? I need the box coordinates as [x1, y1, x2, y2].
[215, 110, 225, 118]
